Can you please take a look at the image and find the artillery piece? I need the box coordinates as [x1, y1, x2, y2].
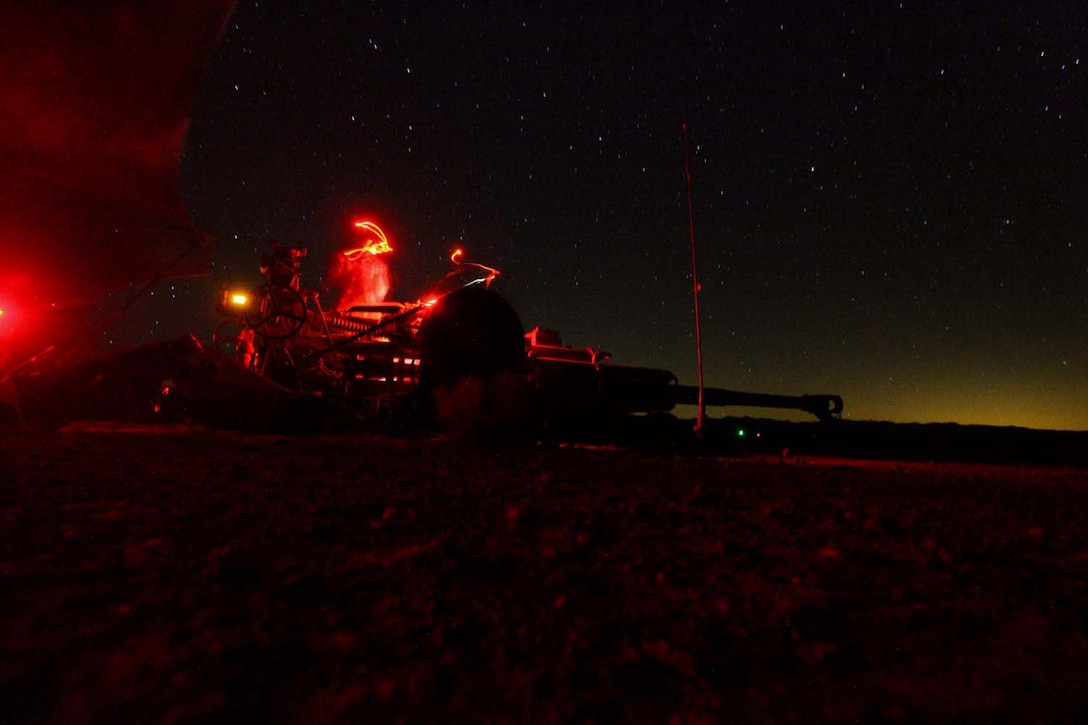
[213, 241, 843, 430]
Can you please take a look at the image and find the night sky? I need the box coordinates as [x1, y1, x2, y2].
[118, 1, 1086, 431]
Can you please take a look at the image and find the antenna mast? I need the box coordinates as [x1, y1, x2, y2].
[682, 123, 706, 435]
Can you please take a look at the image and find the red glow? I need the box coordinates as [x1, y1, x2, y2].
[0, 296, 54, 374]
[448, 248, 501, 287]
[0, 299, 15, 334]
[346, 221, 393, 259]
[330, 219, 393, 310]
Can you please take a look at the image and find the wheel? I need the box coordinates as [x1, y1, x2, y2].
[416, 287, 528, 429]
[245, 284, 308, 340]
[417, 287, 526, 388]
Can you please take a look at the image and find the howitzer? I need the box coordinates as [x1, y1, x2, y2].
[213, 243, 844, 429]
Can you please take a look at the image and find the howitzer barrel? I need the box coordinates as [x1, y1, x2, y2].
[673, 385, 843, 422]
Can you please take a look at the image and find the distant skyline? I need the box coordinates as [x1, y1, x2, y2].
[114, 1, 1085, 430]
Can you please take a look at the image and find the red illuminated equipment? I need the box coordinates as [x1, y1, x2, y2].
[213, 241, 516, 418]
[212, 243, 843, 426]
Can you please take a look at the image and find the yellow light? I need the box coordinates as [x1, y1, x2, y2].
[230, 293, 248, 306]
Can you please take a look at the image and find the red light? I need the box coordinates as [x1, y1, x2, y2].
[346, 220, 392, 258]
[331, 219, 393, 310]
[446, 248, 500, 287]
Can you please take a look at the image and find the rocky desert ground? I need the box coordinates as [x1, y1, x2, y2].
[2, 423, 1086, 722]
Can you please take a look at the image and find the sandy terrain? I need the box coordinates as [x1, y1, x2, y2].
[2, 425, 1086, 722]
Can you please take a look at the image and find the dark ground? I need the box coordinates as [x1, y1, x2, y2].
[2, 424, 1087, 722]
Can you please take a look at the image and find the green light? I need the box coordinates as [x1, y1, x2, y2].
[737, 428, 745, 438]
